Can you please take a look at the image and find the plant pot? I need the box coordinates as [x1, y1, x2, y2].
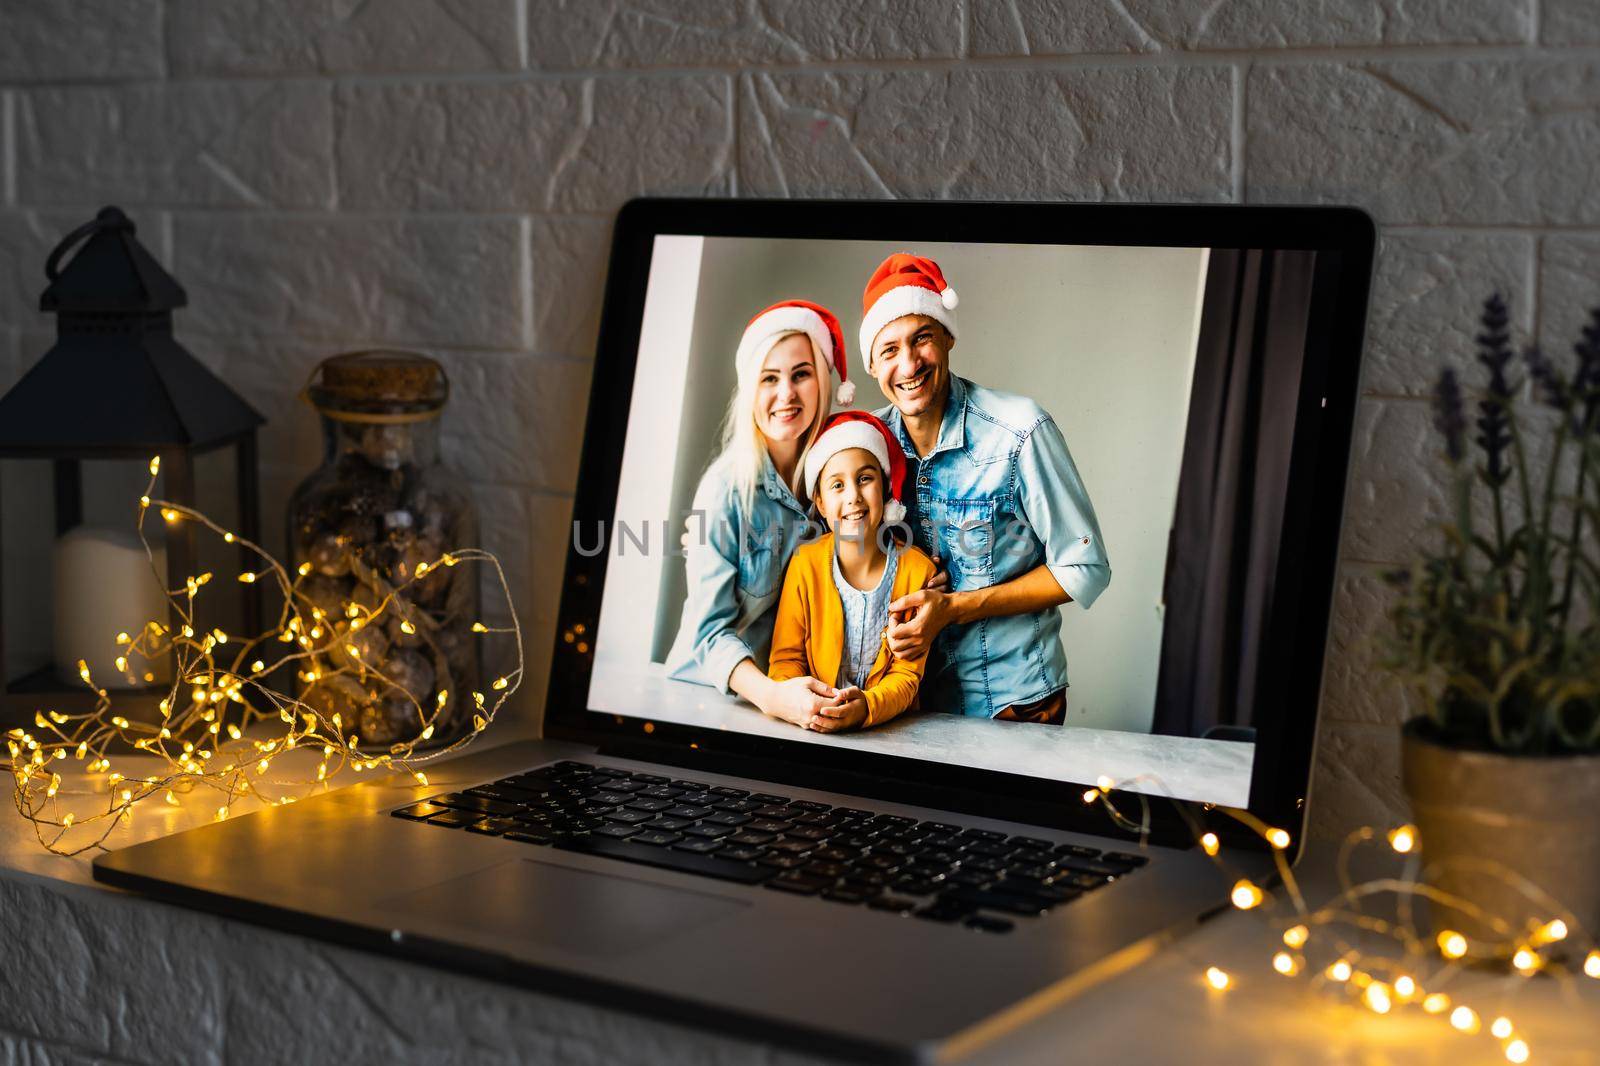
[1401, 718, 1600, 951]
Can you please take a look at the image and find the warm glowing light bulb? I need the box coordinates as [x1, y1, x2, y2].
[1535, 919, 1567, 944]
[1585, 951, 1600, 978]
[1265, 827, 1290, 849]
[1230, 879, 1263, 910]
[1272, 952, 1299, 976]
[161, 508, 180, 524]
[1505, 1039, 1529, 1064]
[1490, 1017, 1513, 1039]
[413, 772, 429, 786]
[1200, 832, 1220, 856]
[400, 620, 417, 635]
[238, 571, 257, 583]
[1204, 966, 1230, 991]
[148, 455, 161, 475]
[1393, 975, 1416, 999]
[1082, 789, 1099, 804]
[1422, 993, 1450, 1014]
[492, 676, 509, 691]
[1363, 982, 1392, 1014]
[1283, 924, 1308, 948]
[1387, 824, 1416, 853]
[1437, 930, 1468, 958]
[1451, 1006, 1480, 1033]
[471, 621, 488, 633]
[1512, 948, 1540, 974]
[1327, 960, 1353, 982]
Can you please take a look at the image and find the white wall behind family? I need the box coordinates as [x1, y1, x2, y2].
[600, 235, 1205, 734]
[0, 0, 1593, 842]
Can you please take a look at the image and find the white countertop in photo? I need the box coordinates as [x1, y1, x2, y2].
[588, 657, 1253, 808]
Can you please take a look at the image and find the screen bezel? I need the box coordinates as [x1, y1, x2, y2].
[542, 197, 1374, 856]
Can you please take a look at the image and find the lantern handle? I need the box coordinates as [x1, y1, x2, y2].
[46, 207, 133, 282]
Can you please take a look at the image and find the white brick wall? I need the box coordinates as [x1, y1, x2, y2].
[3, 0, 1597, 842]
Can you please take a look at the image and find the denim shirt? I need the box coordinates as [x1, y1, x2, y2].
[875, 375, 1110, 717]
[664, 452, 814, 693]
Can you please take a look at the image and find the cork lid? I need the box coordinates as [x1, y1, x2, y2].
[305, 350, 448, 422]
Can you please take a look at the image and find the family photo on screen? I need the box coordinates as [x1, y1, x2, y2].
[661, 253, 1112, 735]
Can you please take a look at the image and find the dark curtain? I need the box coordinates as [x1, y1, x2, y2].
[1151, 249, 1318, 738]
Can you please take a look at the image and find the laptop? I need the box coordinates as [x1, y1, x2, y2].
[94, 198, 1375, 1063]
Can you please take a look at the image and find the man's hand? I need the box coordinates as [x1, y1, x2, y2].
[810, 686, 868, 733]
[924, 560, 951, 593]
[886, 587, 957, 659]
[762, 675, 839, 729]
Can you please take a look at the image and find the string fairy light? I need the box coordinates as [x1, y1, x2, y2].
[1082, 777, 1599, 1064]
[9, 472, 1593, 1056]
[4, 460, 524, 857]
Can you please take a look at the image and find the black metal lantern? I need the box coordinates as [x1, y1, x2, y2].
[0, 206, 265, 724]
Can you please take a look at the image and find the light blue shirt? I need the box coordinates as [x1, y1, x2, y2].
[832, 541, 900, 690]
[875, 375, 1110, 717]
[664, 452, 815, 693]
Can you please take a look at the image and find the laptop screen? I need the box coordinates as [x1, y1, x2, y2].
[583, 233, 1342, 810]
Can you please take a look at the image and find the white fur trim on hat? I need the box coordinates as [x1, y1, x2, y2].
[883, 499, 907, 524]
[803, 419, 891, 500]
[859, 284, 958, 369]
[737, 305, 833, 379]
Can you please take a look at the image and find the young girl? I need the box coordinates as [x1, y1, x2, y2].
[767, 412, 937, 733]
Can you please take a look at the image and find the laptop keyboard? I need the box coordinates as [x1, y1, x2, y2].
[391, 760, 1148, 934]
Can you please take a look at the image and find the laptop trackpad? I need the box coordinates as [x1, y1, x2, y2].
[384, 859, 748, 956]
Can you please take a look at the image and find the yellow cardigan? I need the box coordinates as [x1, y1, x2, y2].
[767, 533, 937, 728]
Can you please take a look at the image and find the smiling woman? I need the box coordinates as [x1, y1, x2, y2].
[658, 299, 855, 726]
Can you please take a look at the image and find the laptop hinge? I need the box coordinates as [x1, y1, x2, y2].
[595, 738, 1188, 848]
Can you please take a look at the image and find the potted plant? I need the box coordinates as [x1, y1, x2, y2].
[1383, 294, 1600, 955]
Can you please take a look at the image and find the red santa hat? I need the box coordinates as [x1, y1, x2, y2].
[736, 299, 854, 406]
[859, 253, 959, 368]
[802, 411, 908, 524]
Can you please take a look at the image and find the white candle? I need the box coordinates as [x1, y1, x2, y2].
[52, 526, 171, 690]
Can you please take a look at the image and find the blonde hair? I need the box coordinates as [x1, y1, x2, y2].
[716, 331, 834, 516]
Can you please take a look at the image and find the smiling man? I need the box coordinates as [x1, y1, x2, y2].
[860, 253, 1111, 724]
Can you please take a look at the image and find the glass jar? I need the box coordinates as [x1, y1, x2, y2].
[287, 351, 480, 747]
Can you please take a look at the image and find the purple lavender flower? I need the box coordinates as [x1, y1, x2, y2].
[1433, 367, 1466, 463]
[1572, 306, 1600, 436]
[1474, 294, 1514, 485]
[1524, 344, 1569, 410]
[1476, 294, 1514, 395]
